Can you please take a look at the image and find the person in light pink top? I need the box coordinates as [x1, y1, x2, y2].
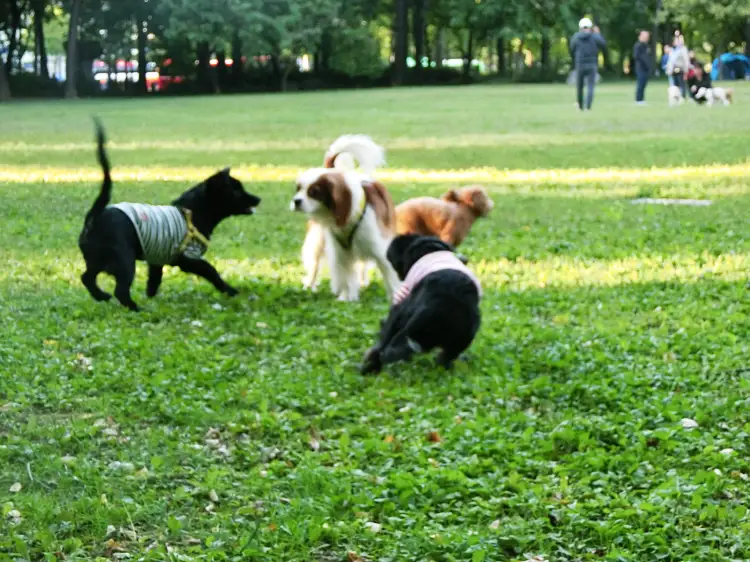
[361, 235, 482, 374]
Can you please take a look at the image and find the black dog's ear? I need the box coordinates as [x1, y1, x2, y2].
[221, 167, 231, 176]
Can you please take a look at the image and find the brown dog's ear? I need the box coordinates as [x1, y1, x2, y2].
[441, 189, 460, 203]
[329, 176, 352, 228]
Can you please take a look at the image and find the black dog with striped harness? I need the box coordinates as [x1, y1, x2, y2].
[78, 119, 261, 311]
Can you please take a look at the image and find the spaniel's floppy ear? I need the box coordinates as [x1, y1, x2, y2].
[441, 189, 460, 203]
[329, 176, 352, 228]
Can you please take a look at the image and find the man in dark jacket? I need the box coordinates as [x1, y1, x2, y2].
[633, 30, 651, 104]
[570, 17, 607, 111]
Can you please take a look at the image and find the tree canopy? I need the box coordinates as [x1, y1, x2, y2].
[1, 0, 749, 99]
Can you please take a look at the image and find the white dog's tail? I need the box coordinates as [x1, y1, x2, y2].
[323, 134, 386, 176]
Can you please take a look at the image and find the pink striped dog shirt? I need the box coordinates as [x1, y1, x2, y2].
[392, 251, 482, 306]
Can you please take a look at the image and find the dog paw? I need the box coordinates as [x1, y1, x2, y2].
[224, 286, 239, 297]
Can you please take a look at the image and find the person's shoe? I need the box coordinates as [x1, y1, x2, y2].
[636, 101, 647, 106]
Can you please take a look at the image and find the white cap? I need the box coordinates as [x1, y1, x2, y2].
[579, 17, 593, 29]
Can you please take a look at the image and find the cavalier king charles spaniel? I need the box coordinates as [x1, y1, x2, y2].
[290, 135, 400, 302]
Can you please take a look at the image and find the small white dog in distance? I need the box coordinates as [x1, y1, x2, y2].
[668, 85, 684, 106]
[290, 135, 400, 302]
[707, 86, 733, 106]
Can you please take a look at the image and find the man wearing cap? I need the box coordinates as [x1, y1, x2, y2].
[569, 17, 607, 111]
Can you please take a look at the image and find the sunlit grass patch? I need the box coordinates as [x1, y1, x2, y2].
[2, 161, 750, 190]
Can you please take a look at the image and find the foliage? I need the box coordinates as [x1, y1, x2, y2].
[2, 83, 750, 558]
[327, 26, 385, 78]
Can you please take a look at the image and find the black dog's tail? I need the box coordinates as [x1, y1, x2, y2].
[85, 118, 113, 224]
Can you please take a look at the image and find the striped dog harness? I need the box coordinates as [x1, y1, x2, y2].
[392, 251, 482, 306]
[111, 203, 209, 265]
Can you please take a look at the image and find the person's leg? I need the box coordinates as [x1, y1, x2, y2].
[677, 74, 687, 98]
[636, 72, 645, 102]
[576, 68, 584, 110]
[585, 68, 596, 109]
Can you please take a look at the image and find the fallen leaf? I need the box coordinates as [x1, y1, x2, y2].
[186, 537, 201, 545]
[347, 552, 365, 562]
[106, 525, 117, 537]
[365, 521, 382, 533]
[720, 448, 735, 455]
[209, 489, 219, 503]
[428, 458, 440, 468]
[384, 435, 395, 443]
[488, 519, 500, 530]
[9, 482, 22, 493]
[267, 523, 277, 531]
[256, 322, 268, 328]
[427, 431, 442, 443]
[205, 502, 215, 512]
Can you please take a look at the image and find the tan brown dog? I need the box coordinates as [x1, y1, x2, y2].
[395, 185, 494, 247]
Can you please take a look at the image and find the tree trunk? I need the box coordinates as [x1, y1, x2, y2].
[392, 0, 408, 85]
[495, 38, 504, 76]
[33, 0, 49, 78]
[270, 52, 282, 90]
[412, 0, 425, 75]
[216, 50, 227, 92]
[462, 30, 474, 81]
[65, 0, 81, 99]
[540, 30, 550, 72]
[231, 31, 243, 86]
[137, 13, 148, 94]
[6, 0, 23, 75]
[745, 19, 750, 57]
[434, 28, 445, 67]
[0, 65, 11, 101]
[319, 28, 332, 73]
[652, 0, 663, 73]
[196, 41, 212, 93]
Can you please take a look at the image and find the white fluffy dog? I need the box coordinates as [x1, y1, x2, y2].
[668, 85, 684, 106]
[291, 135, 400, 302]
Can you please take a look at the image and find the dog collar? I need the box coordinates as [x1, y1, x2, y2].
[333, 195, 367, 250]
[178, 208, 211, 254]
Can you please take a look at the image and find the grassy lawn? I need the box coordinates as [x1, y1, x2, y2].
[2, 82, 750, 561]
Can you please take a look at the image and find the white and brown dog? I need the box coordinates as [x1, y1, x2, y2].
[291, 135, 400, 302]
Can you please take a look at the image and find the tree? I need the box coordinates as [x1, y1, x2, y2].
[0, 62, 10, 100]
[252, 0, 339, 90]
[32, 0, 50, 78]
[65, 0, 81, 98]
[663, 0, 750, 74]
[392, 0, 408, 84]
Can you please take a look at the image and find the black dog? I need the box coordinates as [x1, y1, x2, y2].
[78, 120, 261, 311]
[361, 234, 482, 374]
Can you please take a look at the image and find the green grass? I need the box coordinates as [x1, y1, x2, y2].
[2, 82, 750, 562]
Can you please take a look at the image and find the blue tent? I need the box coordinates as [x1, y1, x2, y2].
[711, 53, 750, 80]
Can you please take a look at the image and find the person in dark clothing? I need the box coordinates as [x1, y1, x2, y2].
[633, 30, 651, 104]
[687, 65, 712, 104]
[569, 17, 607, 111]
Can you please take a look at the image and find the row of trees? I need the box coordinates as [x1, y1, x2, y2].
[2, 0, 749, 101]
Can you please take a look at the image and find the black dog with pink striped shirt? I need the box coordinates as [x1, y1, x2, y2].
[360, 234, 482, 374]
